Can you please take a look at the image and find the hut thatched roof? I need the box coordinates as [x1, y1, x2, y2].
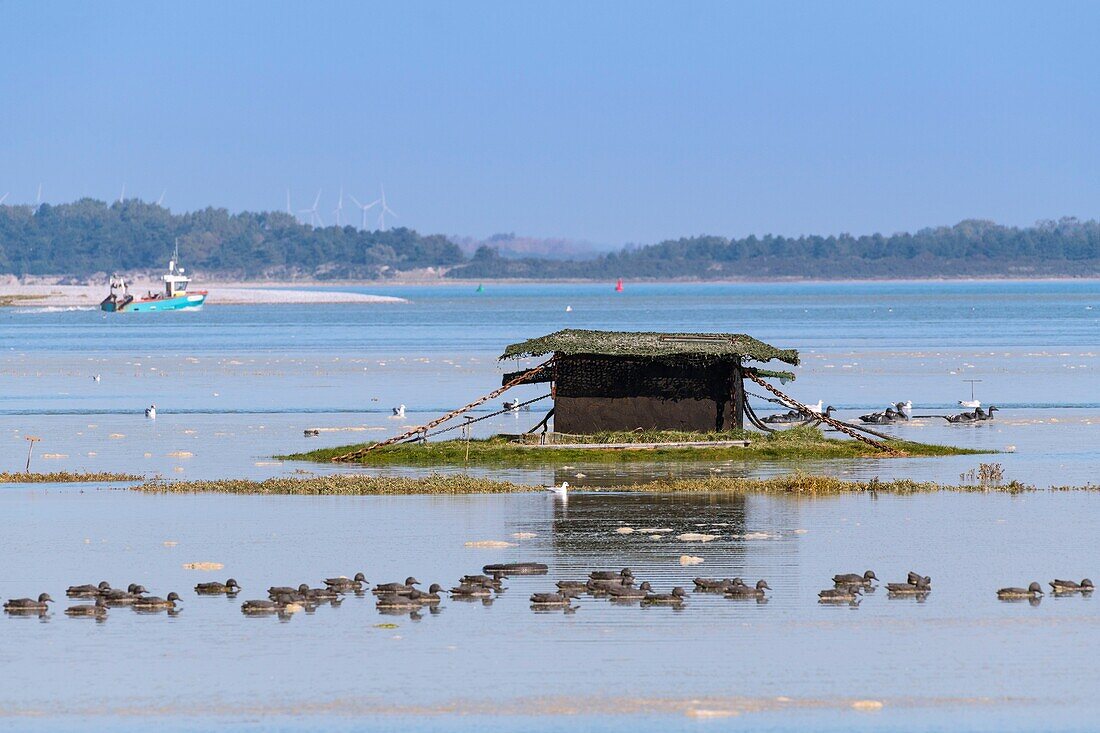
[501, 329, 799, 366]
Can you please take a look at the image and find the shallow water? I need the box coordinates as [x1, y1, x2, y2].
[2, 485, 1098, 730]
[2, 280, 1099, 730]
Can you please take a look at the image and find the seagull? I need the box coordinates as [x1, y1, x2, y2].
[545, 481, 568, 498]
[92, 374, 101, 382]
[806, 400, 824, 414]
[392, 404, 405, 418]
[145, 404, 156, 419]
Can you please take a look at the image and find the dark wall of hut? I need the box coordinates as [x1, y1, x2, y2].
[552, 354, 743, 434]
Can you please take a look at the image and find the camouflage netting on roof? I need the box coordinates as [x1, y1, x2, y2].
[500, 329, 799, 366]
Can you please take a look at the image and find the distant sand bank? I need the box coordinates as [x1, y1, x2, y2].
[0, 281, 407, 307]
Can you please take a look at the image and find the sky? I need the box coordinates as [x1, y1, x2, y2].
[2, 1, 1099, 246]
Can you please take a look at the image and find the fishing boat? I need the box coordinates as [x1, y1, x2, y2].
[100, 246, 207, 313]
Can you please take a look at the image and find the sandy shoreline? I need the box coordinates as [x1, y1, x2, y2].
[0, 281, 407, 307]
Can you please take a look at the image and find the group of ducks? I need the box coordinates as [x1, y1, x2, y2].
[859, 401, 913, 424]
[812, 570, 1093, 605]
[938, 405, 999, 423]
[530, 568, 771, 610]
[7, 567, 1092, 619]
[2, 581, 182, 618]
[817, 570, 931, 603]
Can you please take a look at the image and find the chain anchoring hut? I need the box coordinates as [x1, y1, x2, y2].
[501, 329, 799, 434]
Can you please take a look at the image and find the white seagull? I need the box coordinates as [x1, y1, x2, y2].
[392, 404, 406, 418]
[545, 481, 568, 498]
[145, 404, 156, 419]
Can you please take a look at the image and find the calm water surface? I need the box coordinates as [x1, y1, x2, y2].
[1, 281, 1099, 730]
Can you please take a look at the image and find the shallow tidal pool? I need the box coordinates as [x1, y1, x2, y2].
[1, 484, 1097, 731]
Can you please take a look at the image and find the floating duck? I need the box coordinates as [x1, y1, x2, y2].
[392, 404, 405, 418]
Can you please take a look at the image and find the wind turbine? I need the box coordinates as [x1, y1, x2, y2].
[285, 189, 293, 216]
[118, 184, 126, 203]
[33, 183, 42, 211]
[0, 192, 8, 205]
[333, 185, 344, 226]
[348, 193, 380, 230]
[377, 184, 397, 229]
[157, 189, 166, 207]
[299, 189, 324, 227]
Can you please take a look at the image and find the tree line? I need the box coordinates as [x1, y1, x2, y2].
[446, 218, 1100, 279]
[0, 198, 463, 278]
[2, 199, 1098, 280]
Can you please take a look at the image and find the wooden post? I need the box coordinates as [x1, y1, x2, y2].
[731, 360, 745, 430]
[24, 436, 41, 473]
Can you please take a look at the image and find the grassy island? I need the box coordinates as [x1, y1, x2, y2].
[0, 471, 143, 483]
[282, 427, 982, 466]
[133, 473, 1086, 497]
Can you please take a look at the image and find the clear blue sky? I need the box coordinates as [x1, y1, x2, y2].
[2, 1, 1098, 246]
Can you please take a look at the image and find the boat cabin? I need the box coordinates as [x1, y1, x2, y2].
[500, 329, 799, 434]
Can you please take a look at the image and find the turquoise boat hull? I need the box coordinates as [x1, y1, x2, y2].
[103, 292, 207, 312]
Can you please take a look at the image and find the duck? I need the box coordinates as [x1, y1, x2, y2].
[392, 404, 406, 418]
[974, 405, 999, 421]
[4, 593, 53, 612]
[642, 587, 687, 606]
[897, 400, 913, 419]
[132, 592, 181, 610]
[101, 584, 149, 605]
[323, 572, 366, 590]
[411, 584, 443, 605]
[376, 593, 421, 609]
[725, 580, 770, 598]
[463, 573, 505, 589]
[832, 570, 877, 586]
[242, 595, 294, 614]
[762, 409, 803, 424]
[589, 568, 633, 582]
[997, 582, 1043, 599]
[65, 598, 108, 618]
[942, 410, 977, 423]
[906, 571, 929, 586]
[604, 582, 653, 600]
[886, 577, 931, 594]
[145, 404, 156, 419]
[449, 583, 492, 598]
[268, 583, 311, 598]
[372, 577, 420, 596]
[529, 590, 577, 607]
[482, 562, 548, 576]
[818, 586, 862, 602]
[1049, 578, 1093, 593]
[92, 374, 101, 382]
[859, 406, 899, 425]
[693, 577, 743, 592]
[195, 578, 240, 595]
[67, 581, 111, 598]
[586, 578, 636, 594]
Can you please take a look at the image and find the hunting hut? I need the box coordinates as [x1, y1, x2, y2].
[501, 329, 799, 434]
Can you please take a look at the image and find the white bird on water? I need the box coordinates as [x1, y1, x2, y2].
[145, 404, 156, 419]
[392, 404, 406, 418]
[546, 481, 568, 498]
[92, 374, 101, 382]
[806, 400, 824, 414]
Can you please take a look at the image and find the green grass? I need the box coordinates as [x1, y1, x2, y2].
[132, 472, 1091, 497]
[281, 426, 982, 466]
[0, 471, 142, 483]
